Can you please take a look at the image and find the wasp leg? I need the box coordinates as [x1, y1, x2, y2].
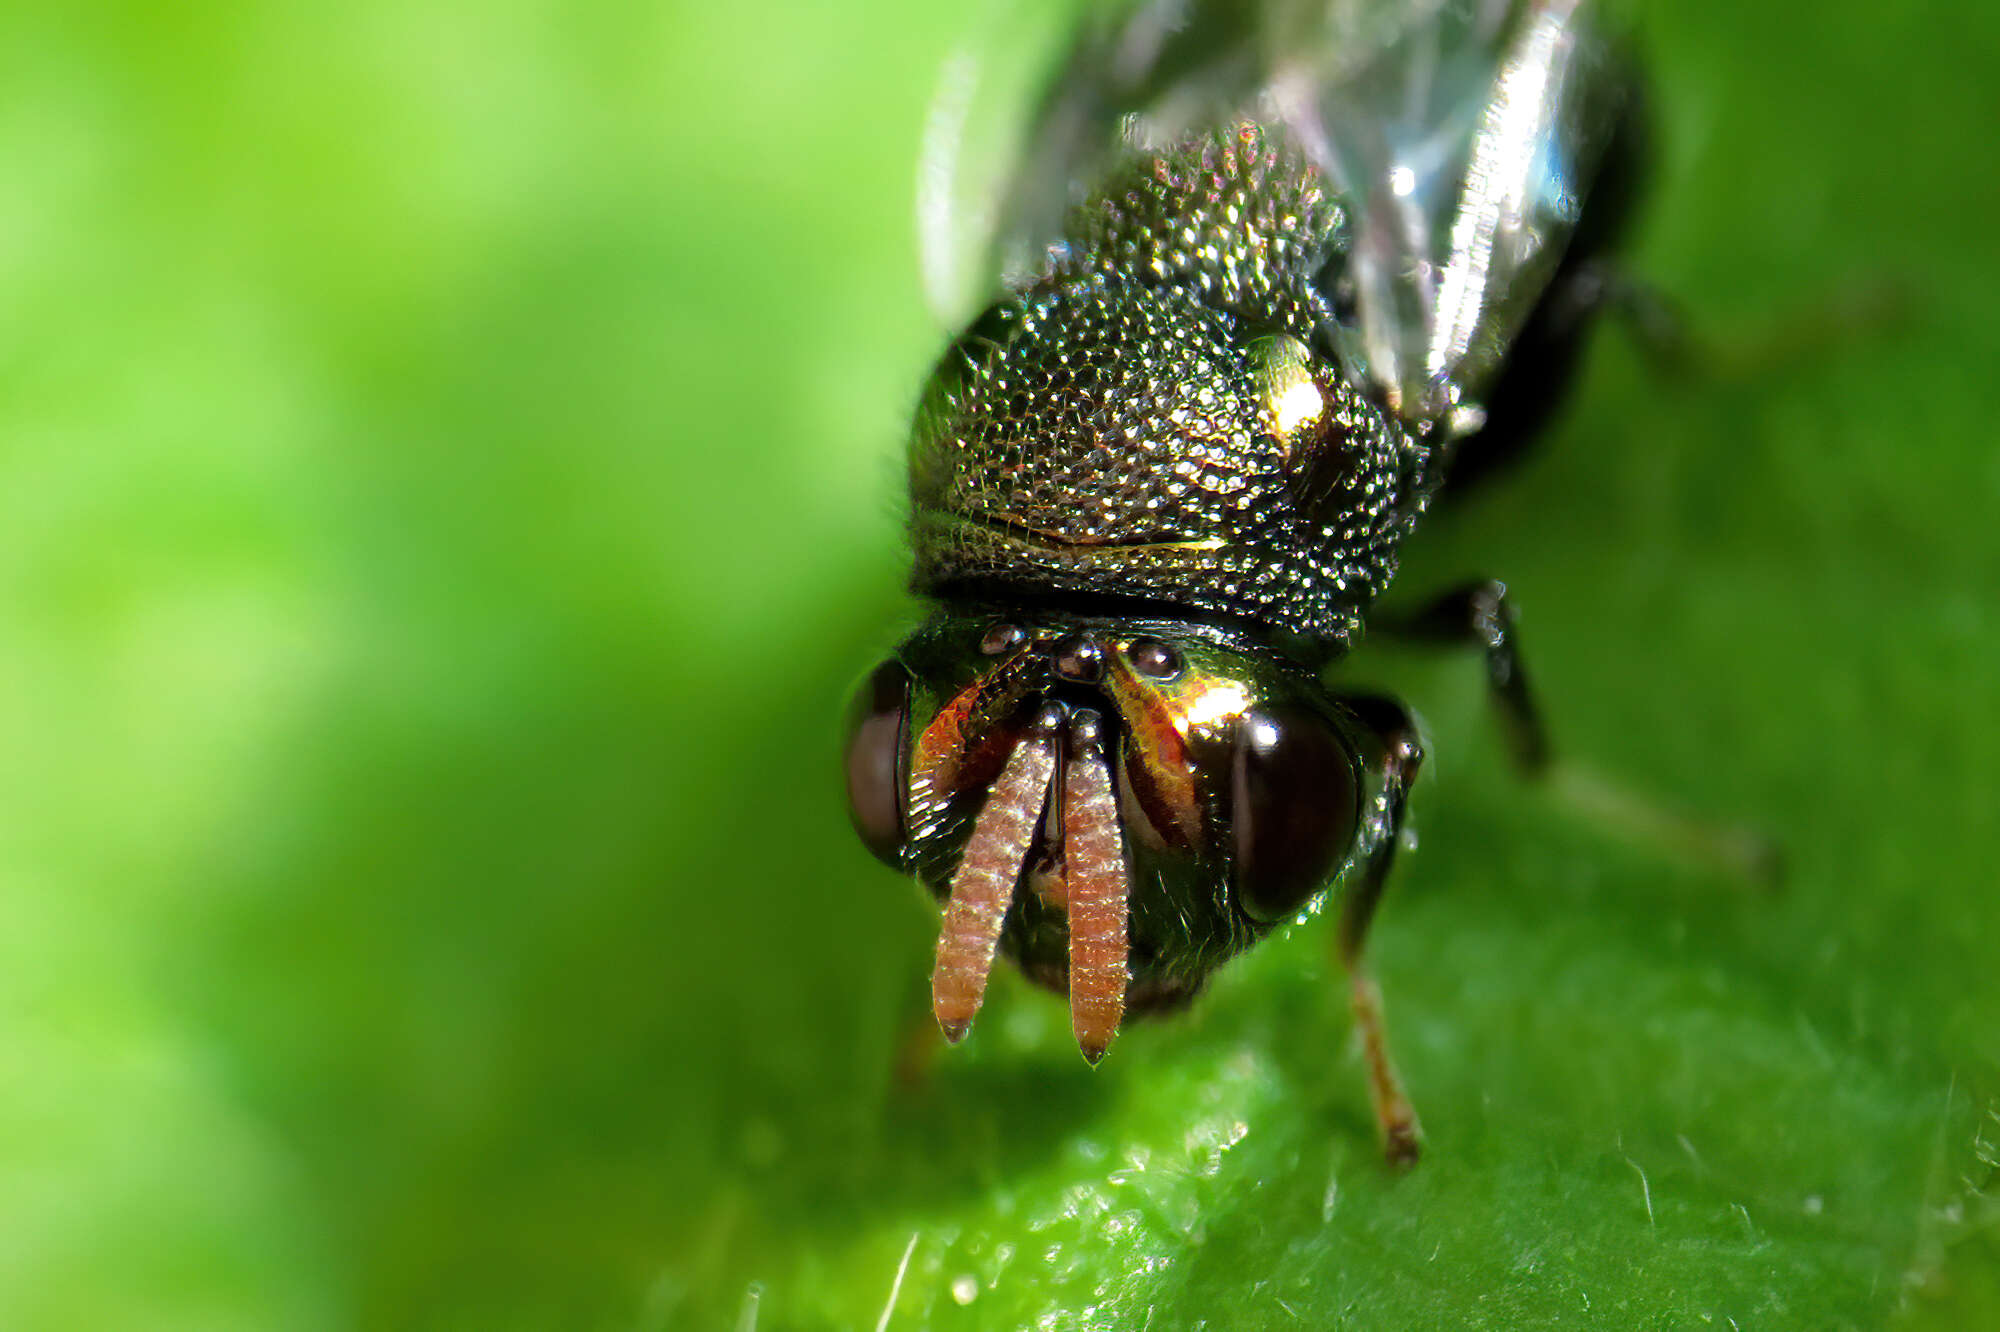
[1330, 692, 1426, 1168]
[1375, 579, 1549, 777]
[1380, 580, 1782, 884]
[1334, 582, 1546, 1163]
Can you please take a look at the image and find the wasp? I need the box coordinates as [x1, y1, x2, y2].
[844, 0, 1639, 1163]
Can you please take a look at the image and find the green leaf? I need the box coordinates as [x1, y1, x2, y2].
[1, 1, 1993, 1328]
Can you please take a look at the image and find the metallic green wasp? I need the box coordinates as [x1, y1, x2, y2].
[847, 0, 1634, 1163]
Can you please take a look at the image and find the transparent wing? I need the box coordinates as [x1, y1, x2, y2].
[1299, 0, 1625, 426]
[917, 0, 1626, 431]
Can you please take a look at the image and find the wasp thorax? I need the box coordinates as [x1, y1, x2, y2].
[841, 612, 1367, 1062]
[905, 274, 1412, 654]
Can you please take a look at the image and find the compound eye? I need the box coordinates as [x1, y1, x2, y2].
[1232, 705, 1361, 923]
[843, 660, 913, 869]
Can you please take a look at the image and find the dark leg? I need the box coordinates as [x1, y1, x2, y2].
[1379, 581, 1782, 884]
[1513, 259, 1905, 389]
[1373, 579, 1549, 777]
[1332, 693, 1426, 1167]
[1455, 249, 1907, 502]
[1339, 583, 1543, 1163]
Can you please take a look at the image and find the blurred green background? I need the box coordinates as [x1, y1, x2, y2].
[3, 1, 1996, 1328]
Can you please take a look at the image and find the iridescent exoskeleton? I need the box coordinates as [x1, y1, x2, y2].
[844, 0, 1635, 1163]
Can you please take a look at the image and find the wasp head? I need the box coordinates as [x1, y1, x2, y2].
[844, 610, 1367, 1062]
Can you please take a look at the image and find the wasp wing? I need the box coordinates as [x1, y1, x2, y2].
[1300, 0, 1626, 427]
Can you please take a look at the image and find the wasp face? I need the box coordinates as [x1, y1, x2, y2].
[844, 611, 1365, 1062]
